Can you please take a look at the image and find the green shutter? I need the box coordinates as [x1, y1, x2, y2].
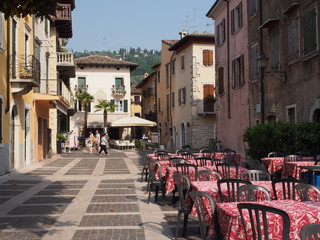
[110, 99, 115, 106]
[124, 100, 128, 112]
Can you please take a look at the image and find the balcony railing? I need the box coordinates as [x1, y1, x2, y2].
[142, 87, 155, 98]
[57, 52, 74, 66]
[10, 54, 40, 86]
[111, 86, 126, 96]
[52, 3, 71, 21]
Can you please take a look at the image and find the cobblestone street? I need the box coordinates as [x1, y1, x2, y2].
[0, 149, 200, 240]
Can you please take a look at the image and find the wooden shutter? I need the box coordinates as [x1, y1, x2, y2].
[240, 54, 245, 86]
[231, 9, 235, 33]
[124, 100, 128, 112]
[182, 87, 186, 104]
[222, 19, 226, 43]
[218, 67, 224, 94]
[172, 92, 175, 108]
[239, 2, 243, 28]
[203, 50, 209, 65]
[178, 89, 181, 105]
[232, 59, 236, 89]
[271, 30, 279, 69]
[208, 50, 213, 66]
[203, 84, 214, 98]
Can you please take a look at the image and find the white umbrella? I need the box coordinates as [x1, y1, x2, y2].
[110, 116, 157, 139]
[110, 116, 157, 127]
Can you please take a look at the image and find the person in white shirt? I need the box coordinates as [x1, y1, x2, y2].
[99, 133, 109, 156]
[95, 130, 101, 154]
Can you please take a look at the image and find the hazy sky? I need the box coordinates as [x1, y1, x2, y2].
[67, 0, 215, 52]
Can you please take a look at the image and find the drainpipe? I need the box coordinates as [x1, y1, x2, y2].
[5, 19, 10, 113]
[259, 0, 265, 123]
[223, 0, 231, 119]
[169, 52, 174, 148]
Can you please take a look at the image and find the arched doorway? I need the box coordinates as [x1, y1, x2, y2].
[180, 123, 186, 148]
[313, 109, 320, 122]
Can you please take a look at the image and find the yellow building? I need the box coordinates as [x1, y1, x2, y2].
[130, 85, 142, 117]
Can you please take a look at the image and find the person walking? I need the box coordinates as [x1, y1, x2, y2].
[95, 130, 101, 154]
[88, 131, 94, 154]
[99, 133, 109, 156]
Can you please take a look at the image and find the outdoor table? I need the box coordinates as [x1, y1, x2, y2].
[216, 200, 320, 240]
[261, 157, 314, 175]
[281, 161, 315, 179]
[214, 152, 243, 166]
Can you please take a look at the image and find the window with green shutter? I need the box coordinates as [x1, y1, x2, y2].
[124, 100, 128, 112]
[0, 14, 4, 52]
[303, 7, 317, 56]
[271, 30, 279, 69]
[78, 77, 86, 91]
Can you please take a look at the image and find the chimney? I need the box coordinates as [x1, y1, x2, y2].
[179, 30, 188, 39]
[144, 72, 149, 78]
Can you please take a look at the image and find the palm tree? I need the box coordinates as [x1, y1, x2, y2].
[94, 99, 117, 131]
[75, 91, 94, 140]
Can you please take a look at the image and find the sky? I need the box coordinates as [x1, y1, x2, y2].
[67, 0, 216, 52]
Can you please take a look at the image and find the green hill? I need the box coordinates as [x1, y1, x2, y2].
[74, 48, 160, 85]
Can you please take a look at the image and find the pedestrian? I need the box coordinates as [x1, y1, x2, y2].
[95, 129, 101, 154]
[99, 133, 109, 156]
[88, 131, 94, 154]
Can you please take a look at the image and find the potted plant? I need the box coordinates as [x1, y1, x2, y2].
[57, 133, 67, 153]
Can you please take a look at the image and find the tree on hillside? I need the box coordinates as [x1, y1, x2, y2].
[0, 0, 60, 19]
[94, 99, 117, 132]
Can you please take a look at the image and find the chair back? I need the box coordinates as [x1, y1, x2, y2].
[237, 203, 290, 240]
[200, 149, 214, 158]
[189, 191, 216, 240]
[300, 223, 320, 240]
[267, 152, 284, 157]
[295, 183, 320, 201]
[195, 157, 213, 167]
[176, 149, 189, 156]
[220, 154, 237, 164]
[169, 157, 187, 167]
[176, 163, 198, 179]
[216, 161, 239, 179]
[181, 152, 195, 160]
[272, 178, 306, 200]
[241, 170, 271, 181]
[223, 148, 236, 155]
[172, 173, 191, 211]
[154, 149, 168, 155]
[284, 154, 302, 162]
[238, 185, 271, 201]
[294, 151, 311, 157]
[157, 153, 171, 161]
[147, 160, 163, 183]
[196, 169, 221, 181]
[217, 179, 252, 202]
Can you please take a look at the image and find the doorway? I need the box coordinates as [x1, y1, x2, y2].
[11, 105, 18, 169]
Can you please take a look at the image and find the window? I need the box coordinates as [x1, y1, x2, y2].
[203, 84, 215, 112]
[134, 95, 140, 104]
[287, 16, 300, 61]
[178, 87, 186, 105]
[231, 2, 243, 33]
[171, 59, 176, 76]
[217, 19, 226, 47]
[166, 63, 170, 88]
[271, 30, 279, 69]
[218, 67, 224, 94]
[249, 0, 257, 16]
[232, 54, 245, 88]
[0, 96, 2, 143]
[166, 94, 170, 118]
[134, 112, 140, 117]
[249, 44, 259, 80]
[286, 104, 296, 123]
[78, 77, 86, 91]
[181, 54, 185, 71]
[115, 78, 124, 89]
[302, 7, 318, 56]
[172, 92, 175, 108]
[203, 49, 214, 66]
[114, 100, 128, 112]
[0, 14, 4, 52]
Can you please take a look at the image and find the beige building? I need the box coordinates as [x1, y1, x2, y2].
[169, 32, 216, 150]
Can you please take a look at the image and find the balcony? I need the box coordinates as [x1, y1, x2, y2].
[142, 87, 155, 98]
[57, 51, 75, 78]
[51, 3, 73, 38]
[111, 86, 127, 96]
[10, 54, 40, 94]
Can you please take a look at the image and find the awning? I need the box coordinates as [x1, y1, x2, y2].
[258, 18, 280, 30]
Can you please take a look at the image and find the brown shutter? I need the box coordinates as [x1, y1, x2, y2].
[231, 9, 235, 33]
[203, 84, 214, 98]
[182, 87, 186, 104]
[178, 88, 181, 105]
[203, 49, 208, 65]
[239, 2, 243, 28]
[208, 50, 213, 66]
[222, 19, 226, 43]
[232, 59, 236, 89]
[240, 54, 245, 86]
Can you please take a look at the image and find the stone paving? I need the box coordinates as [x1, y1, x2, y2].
[0, 149, 201, 240]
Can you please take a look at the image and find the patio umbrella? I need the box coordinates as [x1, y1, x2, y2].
[110, 116, 157, 139]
